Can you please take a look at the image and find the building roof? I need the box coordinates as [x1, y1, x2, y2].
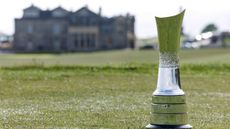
[20, 5, 134, 22]
[52, 6, 68, 12]
[72, 6, 100, 18]
[23, 4, 41, 11]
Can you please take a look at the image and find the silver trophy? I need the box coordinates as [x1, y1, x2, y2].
[146, 10, 192, 129]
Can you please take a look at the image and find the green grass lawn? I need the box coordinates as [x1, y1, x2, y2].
[0, 48, 230, 128]
[0, 48, 229, 66]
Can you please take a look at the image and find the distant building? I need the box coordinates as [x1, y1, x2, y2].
[14, 5, 135, 52]
[0, 32, 13, 49]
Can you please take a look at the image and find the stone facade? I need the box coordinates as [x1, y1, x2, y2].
[14, 5, 135, 52]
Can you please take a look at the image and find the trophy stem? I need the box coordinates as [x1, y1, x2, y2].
[154, 52, 184, 96]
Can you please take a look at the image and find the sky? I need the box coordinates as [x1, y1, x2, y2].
[0, 0, 230, 38]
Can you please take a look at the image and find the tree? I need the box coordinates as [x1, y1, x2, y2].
[201, 23, 218, 33]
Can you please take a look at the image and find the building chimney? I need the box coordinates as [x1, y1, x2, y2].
[98, 7, 102, 16]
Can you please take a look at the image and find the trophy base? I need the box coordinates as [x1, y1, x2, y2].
[146, 124, 192, 129]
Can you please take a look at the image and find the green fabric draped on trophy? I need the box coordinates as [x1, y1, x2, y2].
[146, 10, 192, 129]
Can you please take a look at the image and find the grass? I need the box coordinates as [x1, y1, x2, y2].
[0, 48, 229, 66]
[0, 48, 230, 128]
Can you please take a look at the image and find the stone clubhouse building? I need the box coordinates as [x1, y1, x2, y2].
[14, 5, 135, 52]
